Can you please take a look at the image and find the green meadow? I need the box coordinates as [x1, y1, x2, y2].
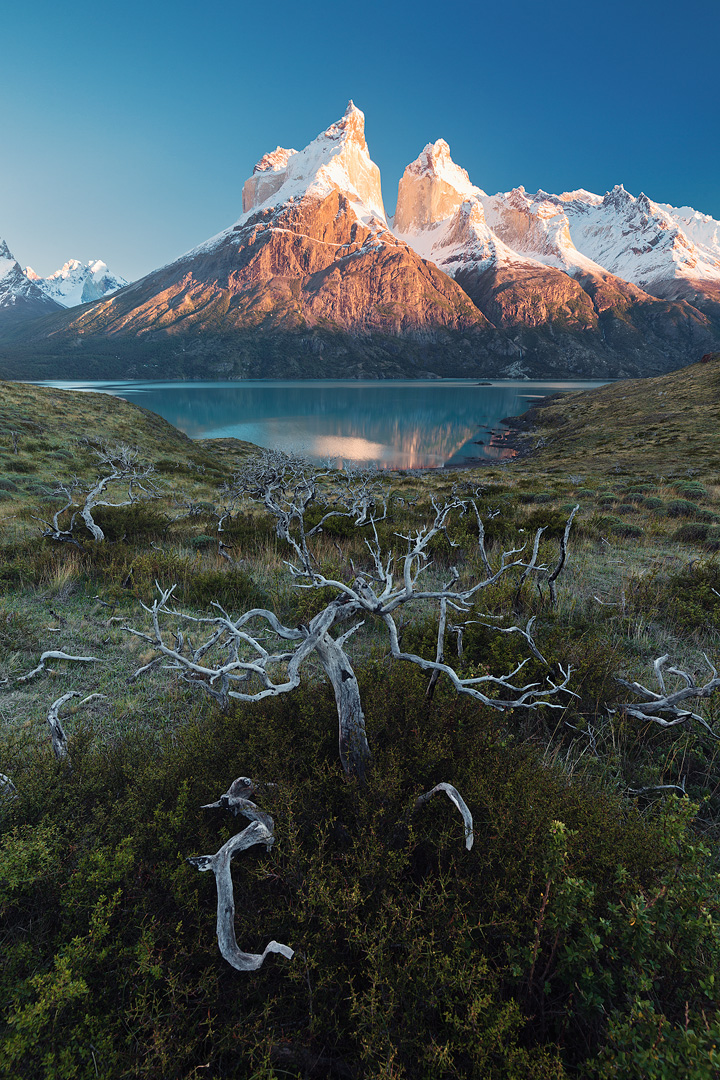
[1, 366, 720, 1079]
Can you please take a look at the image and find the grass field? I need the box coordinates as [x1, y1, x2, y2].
[1, 367, 719, 1079]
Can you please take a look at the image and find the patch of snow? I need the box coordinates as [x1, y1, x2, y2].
[25, 259, 128, 307]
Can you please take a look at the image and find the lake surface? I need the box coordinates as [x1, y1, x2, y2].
[36, 379, 607, 469]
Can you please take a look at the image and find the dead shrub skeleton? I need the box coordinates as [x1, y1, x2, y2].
[30, 448, 720, 975]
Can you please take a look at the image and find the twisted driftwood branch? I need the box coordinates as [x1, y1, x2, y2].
[188, 820, 294, 972]
[616, 654, 720, 740]
[40, 444, 160, 544]
[47, 691, 109, 760]
[125, 473, 577, 777]
[0, 772, 17, 799]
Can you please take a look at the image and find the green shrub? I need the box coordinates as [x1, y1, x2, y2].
[673, 522, 711, 544]
[1, 672, 720, 1079]
[670, 480, 709, 501]
[634, 560, 720, 632]
[666, 499, 716, 520]
[188, 534, 216, 550]
[90, 503, 169, 543]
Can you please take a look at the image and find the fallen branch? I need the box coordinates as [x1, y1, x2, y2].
[188, 821, 294, 972]
[0, 772, 17, 799]
[414, 783, 474, 851]
[616, 654, 720, 740]
[17, 651, 104, 684]
[46, 691, 109, 760]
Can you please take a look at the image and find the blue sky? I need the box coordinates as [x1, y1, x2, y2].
[2, 0, 718, 281]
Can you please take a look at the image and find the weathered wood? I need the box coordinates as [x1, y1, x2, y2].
[415, 783, 474, 850]
[46, 692, 109, 760]
[124, 461, 578, 776]
[188, 821, 294, 972]
[616, 653, 720, 739]
[0, 772, 17, 799]
[17, 651, 104, 684]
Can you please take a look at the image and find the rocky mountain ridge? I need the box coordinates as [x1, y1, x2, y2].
[24, 259, 128, 308]
[1, 103, 718, 381]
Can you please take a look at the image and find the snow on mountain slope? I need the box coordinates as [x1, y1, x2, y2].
[393, 142, 605, 336]
[394, 141, 527, 273]
[561, 186, 720, 299]
[479, 187, 607, 277]
[656, 203, 720, 267]
[168, 101, 391, 274]
[0, 238, 62, 323]
[25, 259, 128, 308]
[240, 100, 386, 227]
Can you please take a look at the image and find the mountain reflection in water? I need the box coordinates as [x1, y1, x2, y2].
[36, 380, 606, 469]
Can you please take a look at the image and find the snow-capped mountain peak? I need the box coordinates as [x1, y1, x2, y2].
[394, 140, 484, 233]
[240, 100, 386, 226]
[0, 237, 63, 321]
[23, 259, 128, 308]
[562, 185, 720, 294]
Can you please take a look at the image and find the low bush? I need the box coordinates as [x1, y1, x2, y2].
[2, 664, 720, 1080]
[673, 522, 711, 544]
[670, 480, 709, 501]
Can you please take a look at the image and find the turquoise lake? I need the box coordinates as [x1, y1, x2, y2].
[37, 379, 606, 469]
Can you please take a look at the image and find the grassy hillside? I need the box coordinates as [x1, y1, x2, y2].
[1, 375, 720, 1078]
[509, 352, 720, 475]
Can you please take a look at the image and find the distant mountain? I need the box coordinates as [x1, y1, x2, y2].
[24, 259, 128, 308]
[1, 104, 718, 381]
[394, 141, 718, 377]
[0, 239, 62, 326]
[0, 104, 505, 380]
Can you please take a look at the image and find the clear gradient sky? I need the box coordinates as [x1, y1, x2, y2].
[2, 0, 718, 283]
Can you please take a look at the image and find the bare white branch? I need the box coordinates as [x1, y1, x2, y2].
[40, 443, 160, 543]
[617, 654, 720, 740]
[17, 651, 104, 684]
[0, 772, 17, 799]
[187, 821, 294, 972]
[415, 783, 474, 850]
[46, 691, 109, 760]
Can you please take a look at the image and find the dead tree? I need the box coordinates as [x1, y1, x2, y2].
[616, 653, 720, 741]
[40, 443, 160, 545]
[125, 454, 574, 779]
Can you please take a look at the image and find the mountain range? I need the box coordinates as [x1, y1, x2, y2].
[1, 102, 718, 381]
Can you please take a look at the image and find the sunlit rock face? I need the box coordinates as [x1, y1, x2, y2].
[395, 140, 480, 233]
[242, 148, 297, 214]
[240, 102, 385, 226]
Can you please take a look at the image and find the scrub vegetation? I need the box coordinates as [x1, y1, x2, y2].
[1, 368, 720, 1079]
